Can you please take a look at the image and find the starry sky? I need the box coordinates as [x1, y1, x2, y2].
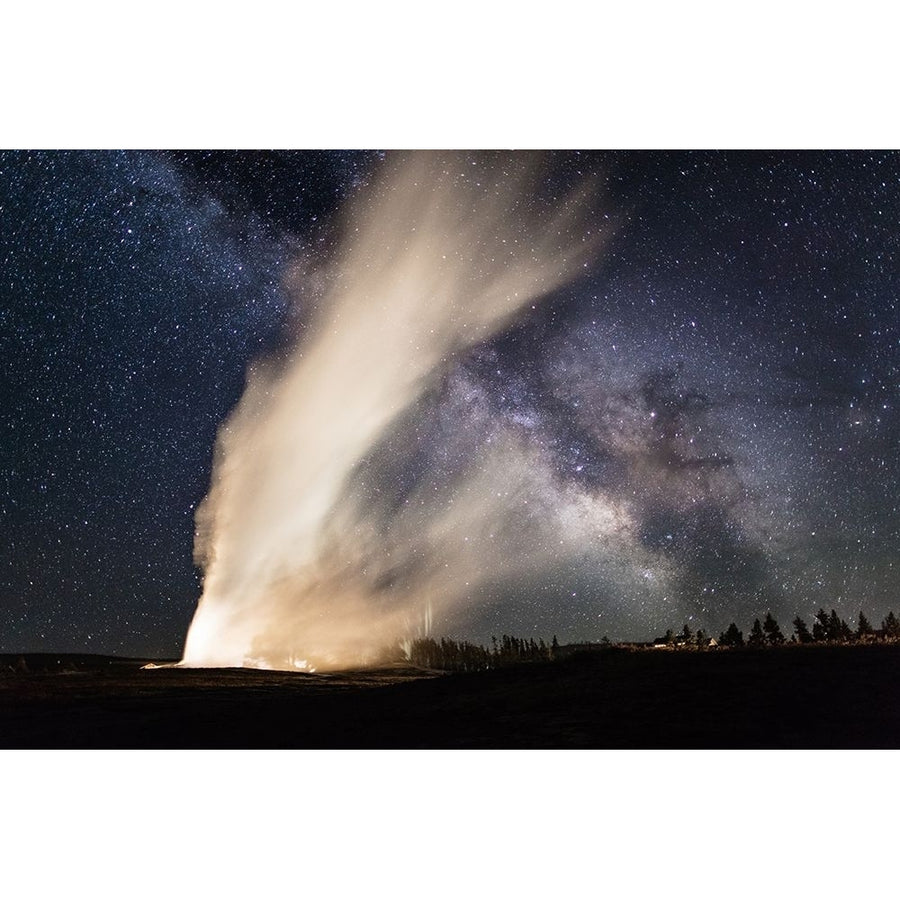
[3, 149, 900, 657]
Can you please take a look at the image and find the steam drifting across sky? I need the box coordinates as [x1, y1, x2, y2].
[182, 152, 609, 669]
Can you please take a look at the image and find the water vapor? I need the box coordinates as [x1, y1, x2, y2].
[182, 152, 608, 670]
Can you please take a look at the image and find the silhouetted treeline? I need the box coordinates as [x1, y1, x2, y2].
[652, 622, 713, 648]
[406, 634, 556, 671]
[716, 608, 900, 648]
[400, 607, 900, 672]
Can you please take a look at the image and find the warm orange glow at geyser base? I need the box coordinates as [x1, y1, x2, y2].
[180, 152, 612, 672]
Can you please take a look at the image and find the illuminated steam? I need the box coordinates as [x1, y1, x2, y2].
[181, 152, 609, 670]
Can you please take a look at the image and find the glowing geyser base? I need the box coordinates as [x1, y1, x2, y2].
[182, 586, 420, 671]
[180, 152, 607, 671]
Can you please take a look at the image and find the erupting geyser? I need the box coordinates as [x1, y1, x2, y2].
[180, 151, 609, 671]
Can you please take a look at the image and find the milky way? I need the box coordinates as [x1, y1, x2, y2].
[3, 150, 900, 656]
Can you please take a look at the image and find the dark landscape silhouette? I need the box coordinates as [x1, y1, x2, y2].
[5, 607, 900, 748]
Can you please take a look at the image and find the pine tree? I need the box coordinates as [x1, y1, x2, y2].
[883, 612, 900, 639]
[696, 628, 708, 648]
[812, 609, 829, 642]
[839, 618, 853, 642]
[763, 612, 785, 645]
[748, 618, 766, 646]
[681, 623, 694, 645]
[828, 609, 842, 641]
[793, 616, 813, 644]
[719, 622, 744, 647]
[857, 612, 874, 639]
[550, 634, 560, 659]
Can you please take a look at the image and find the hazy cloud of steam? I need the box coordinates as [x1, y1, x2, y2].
[182, 152, 610, 669]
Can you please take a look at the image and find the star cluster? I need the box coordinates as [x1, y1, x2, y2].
[2, 150, 899, 655]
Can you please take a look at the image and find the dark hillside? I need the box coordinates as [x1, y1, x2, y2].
[2, 644, 899, 748]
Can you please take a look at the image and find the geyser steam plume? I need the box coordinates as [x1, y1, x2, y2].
[182, 152, 608, 670]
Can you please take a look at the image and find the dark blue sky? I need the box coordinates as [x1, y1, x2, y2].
[3, 150, 900, 656]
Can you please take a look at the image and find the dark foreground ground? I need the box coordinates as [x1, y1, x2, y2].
[2, 643, 900, 748]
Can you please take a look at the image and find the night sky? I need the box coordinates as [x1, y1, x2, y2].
[3, 149, 900, 658]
